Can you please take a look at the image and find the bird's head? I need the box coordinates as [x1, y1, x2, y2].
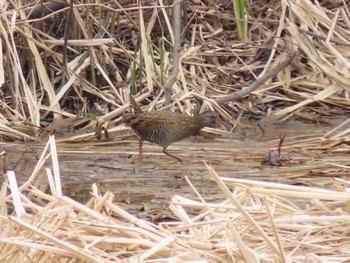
[200, 111, 228, 129]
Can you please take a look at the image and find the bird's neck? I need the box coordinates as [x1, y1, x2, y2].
[192, 114, 209, 128]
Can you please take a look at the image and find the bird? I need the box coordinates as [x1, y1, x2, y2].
[123, 94, 225, 161]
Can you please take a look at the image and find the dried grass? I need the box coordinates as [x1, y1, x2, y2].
[1, 1, 350, 261]
[0, 1, 349, 141]
[1, 136, 350, 262]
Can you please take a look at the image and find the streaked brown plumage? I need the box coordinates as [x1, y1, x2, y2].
[123, 94, 224, 161]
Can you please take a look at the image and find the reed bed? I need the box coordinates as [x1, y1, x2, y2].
[0, 0, 349, 142]
[1, 0, 350, 262]
[1, 136, 350, 262]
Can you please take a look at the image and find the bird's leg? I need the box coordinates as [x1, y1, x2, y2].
[163, 147, 183, 162]
[138, 140, 144, 161]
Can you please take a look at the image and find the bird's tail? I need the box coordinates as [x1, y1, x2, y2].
[129, 93, 143, 114]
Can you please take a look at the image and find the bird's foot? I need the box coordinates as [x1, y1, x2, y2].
[163, 149, 183, 162]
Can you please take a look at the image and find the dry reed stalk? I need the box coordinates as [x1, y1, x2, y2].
[0, 1, 348, 142]
[2, 0, 350, 261]
[1, 136, 350, 261]
[167, 167, 350, 261]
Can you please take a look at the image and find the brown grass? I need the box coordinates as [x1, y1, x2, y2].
[1, 136, 350, 261]
[1, 1, 350, 261]
[0, 1, 349, 142]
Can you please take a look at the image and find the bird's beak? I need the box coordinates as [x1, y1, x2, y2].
[215, 119, 229, 130]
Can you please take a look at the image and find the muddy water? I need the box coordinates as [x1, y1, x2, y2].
[1, 119, 348, 219]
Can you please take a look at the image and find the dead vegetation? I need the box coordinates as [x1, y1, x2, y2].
[0, 0, 349, 141]
[2, 136, 350, 262]
[1, 0, 350, 262]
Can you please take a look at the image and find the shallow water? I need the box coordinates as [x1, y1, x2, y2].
[2, 118, 348, 219]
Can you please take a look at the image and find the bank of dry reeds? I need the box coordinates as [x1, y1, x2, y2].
[0, 0, 349, 141]
[1, 136, 350, 262]
[1, 1, 350, 262]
